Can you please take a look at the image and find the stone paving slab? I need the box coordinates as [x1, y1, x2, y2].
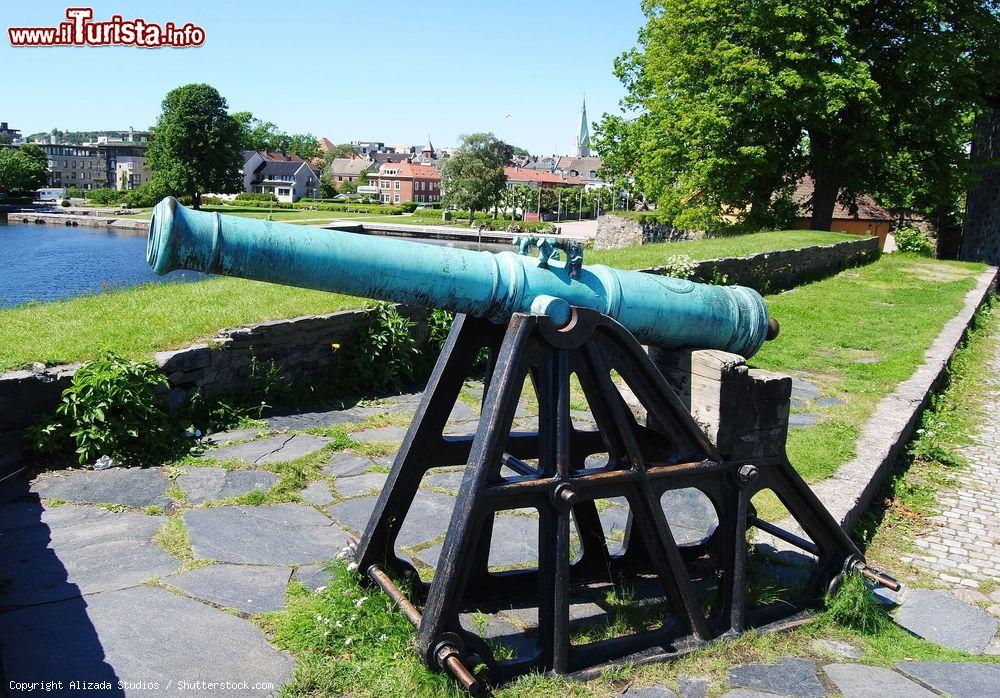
[200, 434, 331, 465]
[170, 563, 292, 614]
[0, 503, 179, 608]
[822, 663, 935, 698]
[265, 407, 365, 431]
[895, 660, 1000, 698]
[202, 427, 268, 446]
[177, 467, 279, 504]
[619, 685, 677, 697]
[185, 504, 348, 565]
[727, 657, 825, 697]
[893, 588, 998, 654]
[423, 468, 465, 491]
[324, 451, 374, 477]
[295, 562, 335, 591]
[299, 480, 335, 506]
[332, 472, 388, 497]
[0, 585, 294, 695]
[31, 467, 172, 509]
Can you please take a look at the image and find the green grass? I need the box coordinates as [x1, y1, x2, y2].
[0, 278, 364, 371]
[750, 254, 985, 485]
[586, 230, 859, 268]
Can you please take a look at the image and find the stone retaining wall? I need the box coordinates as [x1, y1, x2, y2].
[594, 214, 697, 249]
[642, 236, 880, 293]
[0, 306, 428, 471]
[5, 211, 147, 231]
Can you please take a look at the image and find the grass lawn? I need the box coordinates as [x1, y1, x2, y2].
[749, 254, 985, 486]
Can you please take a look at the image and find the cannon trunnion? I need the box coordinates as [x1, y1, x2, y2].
[147, 199, 893, 692]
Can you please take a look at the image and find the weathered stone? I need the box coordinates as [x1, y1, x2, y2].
[0, 503, 179, 608]
[333, 472, 387, 498]
[661, 488, 719, 546]
[295, 562, 336, 591]
[327, 495, 378, 535]
[424, 468, 466, 491]
[299, 480, 335, 506]
[178, 467, 279, 504]
[789, 412, 820, 428]
[449, 401, 479, 422]
[203, 427, 267, 446]
[810, 638, 863, 660]
[397, 490, 455, 548]
[324, 451, 373, 477]
[31, 467, 172, 509]
[0, 585, 294, 694]
[265, 408, 365, 431]
[677, 676, 709, 698]
[201, 434, 331, 465]
[727, 657, 825, 697]
[619, 685, 677, 697]
[823, 663, 935, 698]
[170, 563, 291, 614]
[896, 661, 1000, 698]
[894, 588, 998, 654]
[185, 504, 348, 565]
[488, 514, 538, 568]
[350, 425, 409, 443]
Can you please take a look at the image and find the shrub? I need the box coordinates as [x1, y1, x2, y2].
[121, 180, 170, 208]
[236, 192, 278, 203]
[659, 254, 698, 279]
[64, 187, 85, 199]
[26, 353, 183, 466]
[355, 303, 421, 392]
[894, 225, 935, 257]
[60, 199, 71, 208]
[87, 188, 124, 206]
[399, 201, 419, 213]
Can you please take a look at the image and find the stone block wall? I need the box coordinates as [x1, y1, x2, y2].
[594, 214, 699, 249]
[642, 236, 880, 294]
[0, 306, 429, 471]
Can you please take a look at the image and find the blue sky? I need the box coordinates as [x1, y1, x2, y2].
[2, 1, 645, 155]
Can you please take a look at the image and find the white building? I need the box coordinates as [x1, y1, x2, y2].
[242, 150, 318, 202]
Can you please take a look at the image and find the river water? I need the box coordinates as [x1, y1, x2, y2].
[0, 223, 203, 308]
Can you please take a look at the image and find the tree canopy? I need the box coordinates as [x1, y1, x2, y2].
[0, 144, 49, 196]
[146, 84, 244, 208]
[601, 0, 999, 231]
[441, 133, 511, 220]
[234, 112, 319, 160]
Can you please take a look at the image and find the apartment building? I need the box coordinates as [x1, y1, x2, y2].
[243, 150, 319, 202]
[371, 161, 441, 204]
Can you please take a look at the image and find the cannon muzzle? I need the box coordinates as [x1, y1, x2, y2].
[147, 197, 774, 357]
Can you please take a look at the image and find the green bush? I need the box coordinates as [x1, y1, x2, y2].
[894, 225, 935, 257]
[399, 201, 419, 213]
[87, 188, 124, 206]
[64, 187, 85, 199]
[355, 303, 421, 392]
[60, 199, 71, 208]
[26, 353, 183, 466]
[236, 192, 278, 203]
[121, 180, 169, 208]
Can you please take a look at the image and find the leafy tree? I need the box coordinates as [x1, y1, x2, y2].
[234, 111, 282, 152]
[319, 174, 337, 198]
[509, 144, 530, 158]
[146, 84, 244, 209]
[0, 145, 49, 196]
[338, 178, 359, 194]
[357, 170, 369, 186]
[284, 133, 319, 161]
[328, 143, 357, 159]
[0, 133, 11, 146]
[608, 0, 997, 231]
[441, 133, 511, 223]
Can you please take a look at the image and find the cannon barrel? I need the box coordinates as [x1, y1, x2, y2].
[147, 197, 775, 357]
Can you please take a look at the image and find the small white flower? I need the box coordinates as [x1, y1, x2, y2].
[344, 637, 353, 646]
[315, 614, 323, 622]
[335, 620, 343, 628]
[379, 634, 388, 642]
[346, 562, 358, 572]
[315, 585, 327, 593]
[355, 596, 368, 608]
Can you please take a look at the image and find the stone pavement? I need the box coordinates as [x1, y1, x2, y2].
[899, 333, 1000, 607]
[2, 376, 998, 696]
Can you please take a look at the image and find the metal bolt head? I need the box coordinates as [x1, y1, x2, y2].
[737, 464, 758, 484]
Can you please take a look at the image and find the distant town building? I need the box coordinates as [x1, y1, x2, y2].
[38, 144, 109, 190]
[115, 155, 148, 190]
[242, 150, 318, 202]
[554, 155, 605, 188]
[0, 122, 22, 144]
[792, 176, 893, 248]
[372, 161, 441, 204]
[573, 97, 591, 158]
[351, 141, 390, 156]
[504, 166, 586, 190]
[94, 127, 150, 145]
[328, 157, 375, 185]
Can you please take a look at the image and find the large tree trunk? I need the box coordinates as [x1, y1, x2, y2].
[807, 131, 841, 231]
[960, 107, 1000, 264]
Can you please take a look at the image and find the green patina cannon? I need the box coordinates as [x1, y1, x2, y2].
[147, 197, 891, 693]
[146, 197, 776, 357]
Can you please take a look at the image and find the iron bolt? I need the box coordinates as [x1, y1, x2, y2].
[552, 483, 578, 508]
[737, 464, 758, 484]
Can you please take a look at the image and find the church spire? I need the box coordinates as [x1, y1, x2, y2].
[574, 95, 590, 157]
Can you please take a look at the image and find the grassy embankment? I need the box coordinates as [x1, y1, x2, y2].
[0, 229, 855, 372]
